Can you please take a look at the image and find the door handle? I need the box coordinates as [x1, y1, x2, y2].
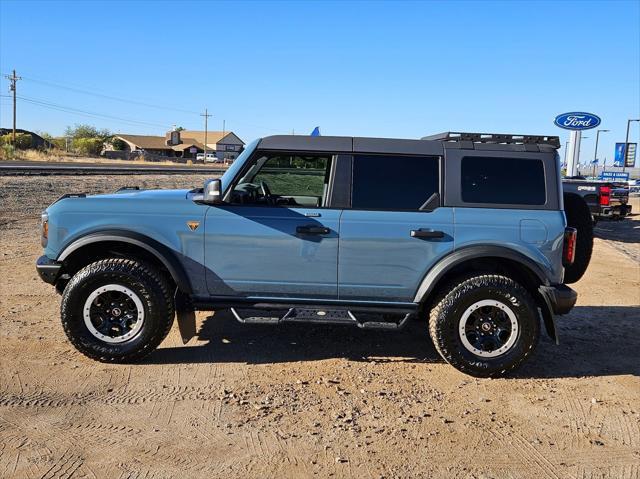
[297, 225, 331, 235]
[410, 229, 445, 239]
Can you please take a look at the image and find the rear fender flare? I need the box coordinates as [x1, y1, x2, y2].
[413, 245, 550, 304]
[414, 245, 557, 342]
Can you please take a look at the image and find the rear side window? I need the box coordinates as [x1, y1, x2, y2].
[352, 155, 439, 210]
[461, 157, 546, 205]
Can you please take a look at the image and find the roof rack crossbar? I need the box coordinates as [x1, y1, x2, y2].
[421, 132, 560, 149]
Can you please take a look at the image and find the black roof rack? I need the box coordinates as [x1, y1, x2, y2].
[422, 132, 560, 149]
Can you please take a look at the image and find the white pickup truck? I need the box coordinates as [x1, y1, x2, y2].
[196, 153, 220, 163]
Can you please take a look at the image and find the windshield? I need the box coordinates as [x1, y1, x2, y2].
[218, 138, 260, 194]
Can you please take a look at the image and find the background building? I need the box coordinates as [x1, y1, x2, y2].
[108, 129, 244, 162]
[179, 130, 245, 161]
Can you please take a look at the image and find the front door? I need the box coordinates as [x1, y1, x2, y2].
[338, 154, 454, 303]
[204, 152, 340, 299]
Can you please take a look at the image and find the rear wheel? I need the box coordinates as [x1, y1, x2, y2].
[429, 274, 539, 377]
[61, 258, 174, 362]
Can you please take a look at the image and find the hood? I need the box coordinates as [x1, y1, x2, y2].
[46, 188, 194, 217]
[43, 187, 205, 259]
[86, 188, 193, 201]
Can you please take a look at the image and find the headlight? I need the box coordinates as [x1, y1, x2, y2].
[41, 212, 49, 247]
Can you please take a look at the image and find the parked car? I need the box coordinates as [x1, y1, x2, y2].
[36, 132, 583, 377]
[204, 153, 220, 163]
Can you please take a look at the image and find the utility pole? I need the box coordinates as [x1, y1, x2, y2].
[200, 108, 211, 161]
[4, 70, 22, 145]
[593, 129, 609, 177]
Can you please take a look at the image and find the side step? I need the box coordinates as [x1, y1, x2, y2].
[230, 307, 411, 330]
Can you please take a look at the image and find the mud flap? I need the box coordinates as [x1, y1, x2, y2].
[537, 288, 559, 345]
[175, 290, 196, 344]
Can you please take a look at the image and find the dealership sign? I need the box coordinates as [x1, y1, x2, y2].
[600, 171, 630, 181]
[554, 112, 601, 130]
[614, 142, 637, 167]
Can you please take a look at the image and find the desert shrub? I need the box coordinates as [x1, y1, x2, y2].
[51, 137, 67, 150]
[65, 124, 111, 140]
[110, 137, 127, 150]
[15, 133, 32, 149]
[0, 133, 31, 149]
[72, 137, 103, 156]
[0, 144, 15, 159]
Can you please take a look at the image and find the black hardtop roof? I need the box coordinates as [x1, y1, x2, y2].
[258, 131, 560, 155]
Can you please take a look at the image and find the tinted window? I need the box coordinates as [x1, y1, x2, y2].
[461, 157, 545, 205]
[352, 155, 439, 210]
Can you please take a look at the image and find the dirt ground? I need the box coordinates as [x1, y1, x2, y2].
[0, 175, 639, 479]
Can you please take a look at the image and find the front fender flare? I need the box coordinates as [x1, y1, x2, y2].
[57, 229, 194, 294]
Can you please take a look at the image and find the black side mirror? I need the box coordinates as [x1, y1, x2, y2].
[203, 179, 223, 204]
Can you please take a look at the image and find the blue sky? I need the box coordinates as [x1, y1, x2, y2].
[1, 0, 639, 164]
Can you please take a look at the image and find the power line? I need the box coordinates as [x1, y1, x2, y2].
[1, 71, 294, 135]
[1, 94, 171, 129]
[16, 74, 201, 116]
[18, 96, 170, 128]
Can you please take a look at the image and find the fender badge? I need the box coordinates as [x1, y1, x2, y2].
[187, 221, 200, 231]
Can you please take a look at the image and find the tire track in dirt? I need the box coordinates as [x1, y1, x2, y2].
[577, 463, 640, 479]
[490, 429, 562, 479]
[39, 449, 84, 479]
[563, 391, 640, 451]
[1, 408, 229, 478]
[0, 383, 225, 408]
[564, 392, 589, 449]
[0, 414, 73, 479]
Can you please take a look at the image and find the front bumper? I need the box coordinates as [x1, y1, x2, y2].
[539, 284, 577, 315]
[36, 255, 62, 285]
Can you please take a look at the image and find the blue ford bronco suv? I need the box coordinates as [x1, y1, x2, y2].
[36, 132, 580, 377]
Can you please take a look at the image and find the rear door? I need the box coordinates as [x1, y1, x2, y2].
[338, 154, 454, 302]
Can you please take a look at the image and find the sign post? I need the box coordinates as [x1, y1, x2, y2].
[554, 112, 601, 177]
[565, 130, 581, 176]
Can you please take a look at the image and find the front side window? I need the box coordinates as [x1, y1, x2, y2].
[461, 157, 546, 205]
[231, 153, 332, 207]
[351, 155, 440, 210]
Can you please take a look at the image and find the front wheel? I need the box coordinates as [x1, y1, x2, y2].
[429, 274, 540, 377]
[61, 258, 174, 362]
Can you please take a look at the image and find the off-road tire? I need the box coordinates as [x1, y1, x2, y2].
[564, 194, 593, 284]
[429, 274, 540, 378]
[563, 193, 594, 284]
[61, 258, 174, 362]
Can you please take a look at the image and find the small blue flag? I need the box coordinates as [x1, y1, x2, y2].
[310, 127, 320, 137]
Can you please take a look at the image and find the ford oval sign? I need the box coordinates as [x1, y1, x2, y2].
[554, 112, 601, 130]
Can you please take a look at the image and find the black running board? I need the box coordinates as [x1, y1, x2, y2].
[230, 306, 411, 330]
